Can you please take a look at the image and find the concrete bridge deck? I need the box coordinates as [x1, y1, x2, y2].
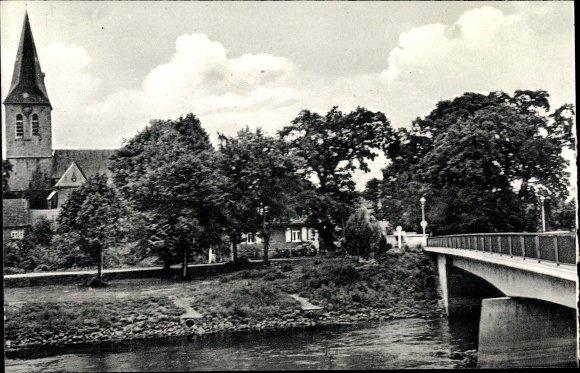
[424, 246, 576, 282]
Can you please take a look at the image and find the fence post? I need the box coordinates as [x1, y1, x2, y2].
[535, 235, 540, 263]
[553, 235, 559, 266]
[508, 235, 513, 258]
[521, 236, 526, 260]
[497, 236, 502, 256]
[489, 236, 493, 255]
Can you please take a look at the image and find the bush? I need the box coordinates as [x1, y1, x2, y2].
[271, 248, 290, 259]
[343, 208, 383, 258]
[329, 265, 360, 286]
[4, 266, 25, 275]
[262, 269, 285, 281]
[280, 264, 293, 272]
[33, 264, 50, 272]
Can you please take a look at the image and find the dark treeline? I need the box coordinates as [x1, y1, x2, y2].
[4, 90, 575, 276]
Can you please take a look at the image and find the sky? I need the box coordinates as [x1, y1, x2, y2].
[1, 1, 576, 190]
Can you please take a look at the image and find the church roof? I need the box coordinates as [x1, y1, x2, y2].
[2, 199, 31, 228]
[54, 161, 88, 188]
[52, 149, 116, 179]
[3, 12, 51, 107]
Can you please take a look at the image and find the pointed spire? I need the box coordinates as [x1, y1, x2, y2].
[3, 11, 51, 107]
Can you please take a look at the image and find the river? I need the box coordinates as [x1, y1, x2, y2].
[5, 317, 479, 371]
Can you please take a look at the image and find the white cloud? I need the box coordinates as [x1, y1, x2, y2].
[140, 33, 300, 115]
[373, 5, 575, 130]
[83, 33, 301, 146]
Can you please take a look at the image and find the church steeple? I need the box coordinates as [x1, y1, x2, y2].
[4, 11, 54, 164]
[3, 12, 51, 107]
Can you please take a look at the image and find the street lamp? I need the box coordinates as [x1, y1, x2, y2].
[419, 197, 427, 236]
[540, 196, 546, 232]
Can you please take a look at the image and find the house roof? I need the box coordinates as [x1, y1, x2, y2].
[52, 149, 115, 179]
[2, 199, 30, 228]
[3, 13, 51, 107]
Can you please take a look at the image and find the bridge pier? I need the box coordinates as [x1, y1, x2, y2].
[478, 297, 577, 368]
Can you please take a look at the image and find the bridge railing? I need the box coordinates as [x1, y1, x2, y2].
[427, 232, 577, 265]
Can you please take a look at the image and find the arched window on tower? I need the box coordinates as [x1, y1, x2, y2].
[16, 114, 24, 137]
[32, 114, 39, 135]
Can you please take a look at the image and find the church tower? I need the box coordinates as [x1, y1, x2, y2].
[3, 12, 54, 194]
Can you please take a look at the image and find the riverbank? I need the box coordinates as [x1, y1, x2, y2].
[5, 248, 474, 365]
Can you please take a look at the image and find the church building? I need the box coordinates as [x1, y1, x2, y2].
[3, 13, 114, 235]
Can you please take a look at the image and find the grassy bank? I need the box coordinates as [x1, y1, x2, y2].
[4, 247, 443, 353]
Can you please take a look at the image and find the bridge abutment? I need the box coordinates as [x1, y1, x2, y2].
[478, 297, 577, 368]
[434, 254, 503, 318]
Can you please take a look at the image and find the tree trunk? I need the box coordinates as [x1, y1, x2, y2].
[318, 221, 337, 253]
[97, 246, 103, 281]
[182, 247, 188, 279]
[231, 234, 238, 264]
[263, 232, 270, 265]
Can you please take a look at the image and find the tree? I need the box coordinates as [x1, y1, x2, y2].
[374, 91, 575, 235]
[279, 106, 395, 251]
[54, 174, 127, 283]
[343, 207, 383, 260]
[218, 127, 311, 264]
[110, 114, 229, 276]
[142, 151, 229, 275]
[3, 159, 13, 197]
[543, 197, 576, 232]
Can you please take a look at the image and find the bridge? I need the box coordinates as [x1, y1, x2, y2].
[425, 232, 578, 368]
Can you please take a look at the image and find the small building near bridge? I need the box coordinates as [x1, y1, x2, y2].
[238, 218, 319, 259]
[386, 231, 428, 248]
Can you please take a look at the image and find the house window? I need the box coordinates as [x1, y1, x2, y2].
[11, 229, 24, 239]
[291, 228, 302, 242]
[16, 114, 24, 137]
[32, 114, 39, 135]
[246, 233, 256, 244]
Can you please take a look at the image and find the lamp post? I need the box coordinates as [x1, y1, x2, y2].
[540, 196, 546, 232]
[419, 197, 427, 236]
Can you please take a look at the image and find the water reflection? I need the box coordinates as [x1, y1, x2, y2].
[6, 318, 479, 372]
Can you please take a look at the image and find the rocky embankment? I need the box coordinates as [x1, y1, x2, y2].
[5, 304, 437, 351]
[5, 304, 476, 368]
